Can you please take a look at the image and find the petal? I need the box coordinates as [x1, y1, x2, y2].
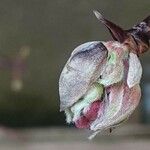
[59, 41, 107, 111]
[90, 83, 141, 131]
[98, 60, 124, 86]
[127, 53, 142, 88]
[98, 41, 129, 87]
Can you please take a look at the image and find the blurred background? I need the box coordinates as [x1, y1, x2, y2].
[0, 0, 149, 149]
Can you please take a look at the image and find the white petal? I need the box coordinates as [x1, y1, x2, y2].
[127, 53, 142, 88]
[59, 41, 107, 111]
